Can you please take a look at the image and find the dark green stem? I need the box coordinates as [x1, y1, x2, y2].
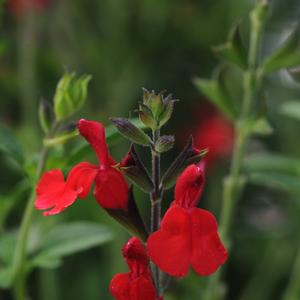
[150, 129, 162, 295]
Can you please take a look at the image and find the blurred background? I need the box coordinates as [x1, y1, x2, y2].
[1, 0, 300, 299]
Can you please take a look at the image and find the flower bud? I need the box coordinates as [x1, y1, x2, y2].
[111, 117, 150, 146]
[141, 89, 178, 129]
[154, 135, 175, 153]
[54, 72, 92, 121]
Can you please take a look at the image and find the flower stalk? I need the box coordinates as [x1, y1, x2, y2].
[150, 128, 162, 295]
[11, 123, 59, 300]
[203, 3, 266, 299]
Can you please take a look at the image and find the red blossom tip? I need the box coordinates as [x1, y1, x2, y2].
[174, 162, 205, 208]
[122, 237, 148, 263]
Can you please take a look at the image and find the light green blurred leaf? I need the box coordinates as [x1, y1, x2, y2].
[244, 153, 300, 176]
[0, 268, 12, 289]
[31, 222, 113, 269]
[213, 23, 247, 69]
[194, 68, 238, 120]
[247, 172, 300, 195]
[249, 118, 273, 135]
[280, 100, 300, 121]
[0, 126, 24, 166]
[262, 27, 300, 74]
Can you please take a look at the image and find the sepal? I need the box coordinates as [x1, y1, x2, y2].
[161, 137, 208, 189]
[119, 145, 154, 192]
[111, 117, 150, 146]
[154, 135, 175, 153]
[105, 187, 148, 241]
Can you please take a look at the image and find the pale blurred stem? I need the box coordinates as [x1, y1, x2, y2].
[203, 11, 264, 300]
[12, 123, 58, 300]
[18, 12, 38, 126]
[282, 247, 300, 300]
[150, 129, 162, 295]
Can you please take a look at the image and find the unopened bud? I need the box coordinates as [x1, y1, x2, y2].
[111, 117, 150, 146]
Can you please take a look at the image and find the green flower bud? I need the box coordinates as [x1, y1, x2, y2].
[54, 72, 92, 121]
[141, 88, 178, 129]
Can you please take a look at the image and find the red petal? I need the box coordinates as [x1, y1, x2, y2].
[35, 170, 78, 216]
[77, 119, 115, 167]
[94, 167, 128, 210]
[130, 276, 157, 300]
[66, 162, 98, 198]
[109, 273, 130, 300]
[190, 208, 228, 276]
[147, 205, 191, 277]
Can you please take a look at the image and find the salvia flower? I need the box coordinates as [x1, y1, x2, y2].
[110, 237, 162, 300]
[193, 105, 234, 167]
[147, 162, 228, 277]
[35, 119, 129, 216]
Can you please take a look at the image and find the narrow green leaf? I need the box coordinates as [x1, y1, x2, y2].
[247, 172, 300, 196]
[194, 68, 238, 120]
[213, 24, 247, 69]
[262, 27, 300, 74]
[244, 153, 300, 177]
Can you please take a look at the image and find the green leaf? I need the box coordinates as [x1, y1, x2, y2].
[247, 172, 300, 196]
[31, 222, 113, 269]
[0, 268, 12, 289]
[243, 117, 273, 136]
[244, 153, 300, 177]
[280, 100, 300, 121]
[194, 68, 238, 120]
[262, 27, 300, 74]
[213, 24, 247, 69]
[0, 126, 24, 166]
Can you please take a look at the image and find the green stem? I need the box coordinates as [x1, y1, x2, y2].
[11, 123, 59, 300]
[150, 129, 162, 295]
[203, 6, 264, 300]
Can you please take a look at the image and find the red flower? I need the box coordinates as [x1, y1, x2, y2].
[110, 237, 162, 300]
[193, 105, 234, 167]
[147, 163, 227, 277]
[35, 119, 129, 216]
[8, 0, 50, 17]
